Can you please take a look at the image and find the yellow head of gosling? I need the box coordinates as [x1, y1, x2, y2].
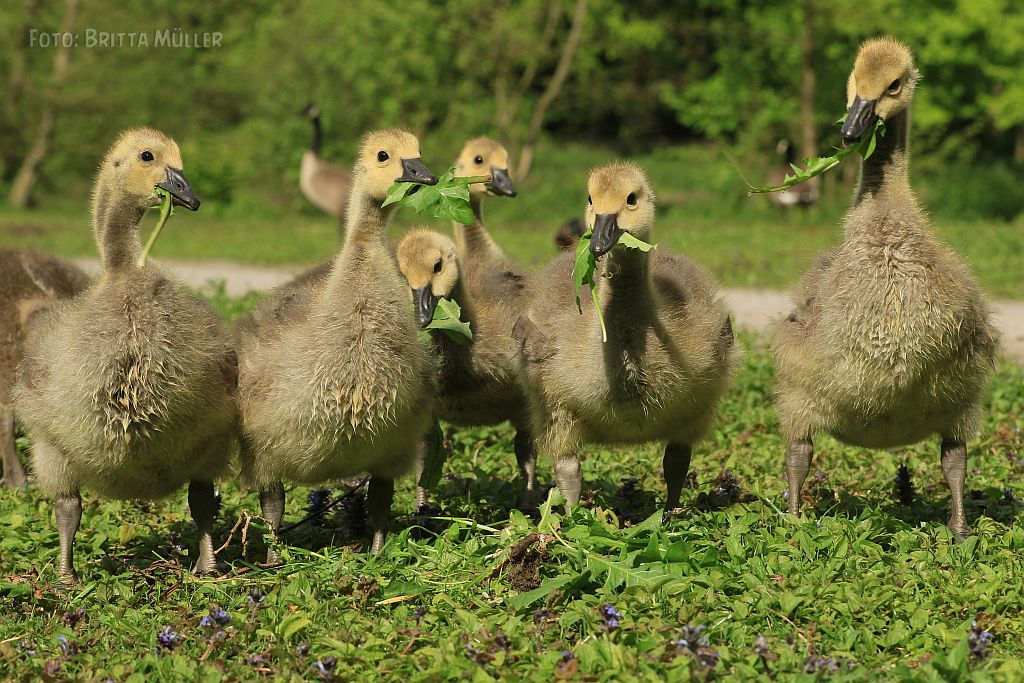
[842, 37, 919, 144]
[356, 129, 437, 200]
[585, 163, 655, 257]
[396, 229, 460, 327]
[96, 128, 200, 211]
[455, 137, 518, 199]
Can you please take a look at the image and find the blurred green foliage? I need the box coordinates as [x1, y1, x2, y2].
[1, 0, 1022, 219]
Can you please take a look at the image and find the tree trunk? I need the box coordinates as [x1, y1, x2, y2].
[798, 0, 818, 191]
[3, 0, 43, 116]
[8, 0, 77, 209]
[496, 0, 562, 152]
[515, 0, 588, 181]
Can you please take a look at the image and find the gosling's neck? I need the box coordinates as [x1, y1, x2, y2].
[338, 181, 396, 253]
[597, 241, 652, 307]
[853, 107, 912, 205]
[847, 107, 925, 242]
[453, 194, 502, 259]
[92, 179, 145, 273]
[450, 273, 477, 323]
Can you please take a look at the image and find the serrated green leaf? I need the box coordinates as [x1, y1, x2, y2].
[425, 296, 473, 344]
[506, 575, 574, 609]
[617, 232, 656, 252]
[746, 115, 885, 194]
[383, 165, 481, 224]
[570, 229, 656, 344]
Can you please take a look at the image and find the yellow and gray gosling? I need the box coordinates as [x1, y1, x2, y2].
[772, 37, 999, 537]
[14, 128, 236, 581]
[514, 163, 736, 510]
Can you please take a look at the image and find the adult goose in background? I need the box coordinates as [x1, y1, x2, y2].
[299, 103, 351, 223]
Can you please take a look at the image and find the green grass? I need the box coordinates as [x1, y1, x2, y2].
[2, 143, 1021, 298]
[2, 327, 1023, 681]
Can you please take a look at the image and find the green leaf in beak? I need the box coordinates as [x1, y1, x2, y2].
[425, 296, 473, 345]
[571, 229, 656, 344]
[383, 166, 490, 225]
[137, 187, 175, 267]
[745, 116, 886, 194]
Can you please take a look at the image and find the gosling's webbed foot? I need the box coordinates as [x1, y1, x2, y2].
[188, 480, 220, 577]
[554, 456, 583, 514]
[370, 529, 386, 555]
[191, 554, 220, 577]
[258, 482, 286, 566]
[55, 493, 82, 585]
[948, 515, 973, 543]
[785, 438, 814, 517]
[940, 438, 971, 543]
[57, 569, 81, 585]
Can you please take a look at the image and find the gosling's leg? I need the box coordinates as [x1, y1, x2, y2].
[258, 482, 285, 564]
[786, 438, 813, 516]
[55, 492, 82, 583]
[663, 442, 692, 511]
[188, 480, 219, 576]
[367, 476, 394, 554]
[0, 405, 26, 488]
[941, 438, 971, 540]
[513, 430, 538, 508]
[413, 439, 429, 512]
[554, 457, 582, 512]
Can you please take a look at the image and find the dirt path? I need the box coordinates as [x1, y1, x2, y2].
[73, 258, 1024, 363]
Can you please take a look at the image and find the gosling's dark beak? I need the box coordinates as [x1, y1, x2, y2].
[486, 168, 518, 197]
[589, 213, 623, 257]
[156, 167, 200, 211]
[412, 286, 441, 328]
[841, 96, 877, 146]
[398, 158, 438, 185]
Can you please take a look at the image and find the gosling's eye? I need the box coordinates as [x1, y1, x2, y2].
[587, 195, 592, 205]
[474, 155, 483, 165]
[377, 151, 389, 163]
[626, 192, 638, 206]
[140, 151, 154, 162]
[433, 258, 443, 274]
[887, 79, 901, 94]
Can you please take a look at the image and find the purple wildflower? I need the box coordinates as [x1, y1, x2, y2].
[306, 488, 333, 526]
[968, 621, 994, 660]
[156, 626, 181, 655]
[672, 624, 719, 669]
[599, 604, 622, 632]
[311, 656, 338, 681]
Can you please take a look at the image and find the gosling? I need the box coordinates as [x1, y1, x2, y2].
[773, 38, 999, 538]
[514, 163, 736, 509]
[14, 129, 236, 581]
[0, 250, 90, 487]
[238, 130, 438, 555]
[395, 229, 537, 508]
